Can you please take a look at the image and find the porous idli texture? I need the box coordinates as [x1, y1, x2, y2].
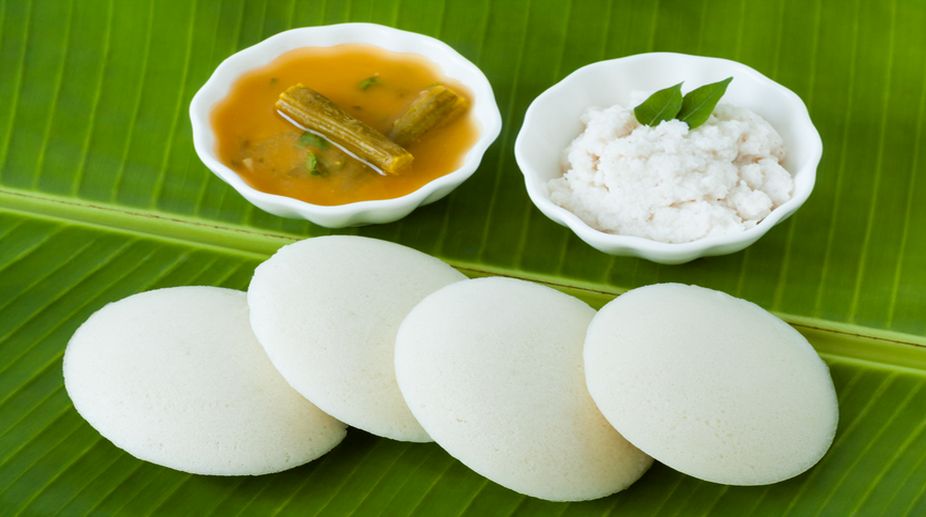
[584, 283, 839, 485]
[63, 287, 346, 476]
[248, 236, 466, 442]
[395, 277, 652, 501]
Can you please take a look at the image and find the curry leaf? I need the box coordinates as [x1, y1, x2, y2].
[678, 77, 733, 129]
[633, 82, 684, 126]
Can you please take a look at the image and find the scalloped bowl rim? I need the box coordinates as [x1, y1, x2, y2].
[190, 23, 502, 225]
[515, 52, 821, 263]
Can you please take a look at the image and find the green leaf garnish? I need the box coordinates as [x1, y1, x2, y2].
[305, 151, 320, 175]
[633, 83, 684, 126]
[358, 75, 379, 91]
[678, 77, 733, 129]
[299, 132, 329, 149]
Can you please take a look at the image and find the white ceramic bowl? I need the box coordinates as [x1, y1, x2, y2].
[514, 52, 821, 264]
[190, 23, 502, 228]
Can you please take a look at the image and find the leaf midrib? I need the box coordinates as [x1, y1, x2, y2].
[2, 185, 924, 374]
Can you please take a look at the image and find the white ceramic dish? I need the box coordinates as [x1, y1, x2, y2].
[190, 23, 502, 228]
[514, 52, 822, 264]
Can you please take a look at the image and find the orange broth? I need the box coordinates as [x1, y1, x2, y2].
[211, 44, 478, 206]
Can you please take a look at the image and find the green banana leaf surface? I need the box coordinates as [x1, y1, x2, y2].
[1, 0, 925, 515]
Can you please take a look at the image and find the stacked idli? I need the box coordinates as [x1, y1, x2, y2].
[64, 236, 466, 478]
[63, 235, 838, 500]
[394, 278, 838, 494]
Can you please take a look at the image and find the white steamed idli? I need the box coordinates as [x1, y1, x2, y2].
[63, 286, 346, 476]
[395, 277, 652, 501]
[247, 235, 465, 442]
[584, 283, 839, 486]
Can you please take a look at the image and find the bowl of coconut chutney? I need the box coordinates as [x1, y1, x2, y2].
[514, 52, 822, 264]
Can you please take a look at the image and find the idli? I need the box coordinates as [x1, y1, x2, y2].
[63, 286, 346, 476]
[248, 236, 465, 442]
[395, 277, 652, 501]
[584, 283, 838, 486]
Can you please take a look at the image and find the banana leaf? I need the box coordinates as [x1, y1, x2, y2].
[1, 0, 925, 515]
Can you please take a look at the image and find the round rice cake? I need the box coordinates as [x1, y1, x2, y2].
[63, 286, 346, 476]
[584, 283, 839, 485]
[395, 277, 652, 501]
[247, 235, 466, 442]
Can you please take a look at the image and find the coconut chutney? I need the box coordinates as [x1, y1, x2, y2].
[548, 103, 793, 243]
